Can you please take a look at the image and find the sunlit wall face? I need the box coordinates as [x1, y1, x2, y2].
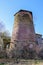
[10, 10, 36, 50]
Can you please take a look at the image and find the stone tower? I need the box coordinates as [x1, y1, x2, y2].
[10, 10, 36, 57]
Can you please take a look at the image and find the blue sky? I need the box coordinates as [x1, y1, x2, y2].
[0, 0, 43, 36]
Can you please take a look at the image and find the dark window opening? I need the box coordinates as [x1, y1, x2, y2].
[15, 44, 17, 47]
[36, 41, 38, 45]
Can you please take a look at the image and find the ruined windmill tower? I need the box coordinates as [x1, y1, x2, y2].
[10, 10, 36, 57]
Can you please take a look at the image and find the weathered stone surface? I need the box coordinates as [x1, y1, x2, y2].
[10, 10, 36, 58]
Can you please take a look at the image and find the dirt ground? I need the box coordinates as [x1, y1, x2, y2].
[0, 59, 43, 65]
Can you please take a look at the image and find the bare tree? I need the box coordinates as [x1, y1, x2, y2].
[0, 21, 5, 32]
[0, 21, 11, 49]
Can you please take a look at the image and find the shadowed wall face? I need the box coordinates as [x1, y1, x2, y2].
[10, 10, 36, 50]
